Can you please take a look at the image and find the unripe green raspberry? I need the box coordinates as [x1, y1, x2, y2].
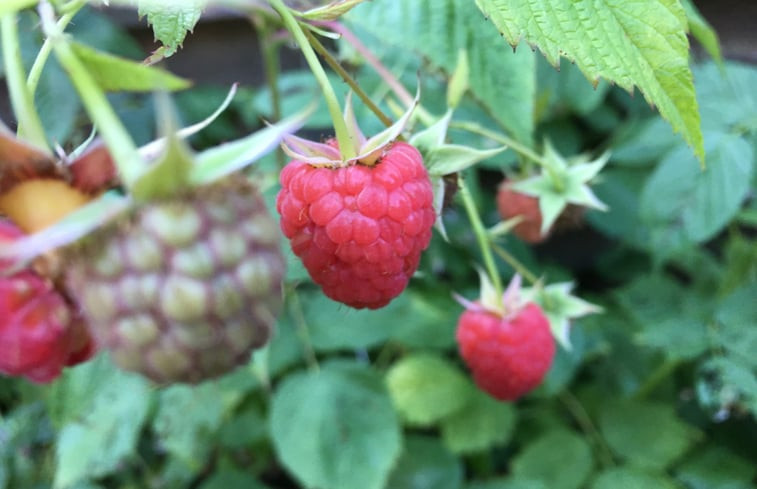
[65, 179, 284, 384]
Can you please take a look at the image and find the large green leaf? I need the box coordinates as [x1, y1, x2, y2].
[137, 1, 206, 58]
[51, 355, 153, 489]
[70, 41, 191, 92]
[598, 400, 701, 470]
[440, 389, 517, 454]
[475, 0, 703, 161]
[347, 0, 535, 143]
[269, 361, 401, 489]
[386, 436, 463, 489]
[386, 354, 472, 426]
[511, 430, 594, 489]
[675, 446, 757, 489]
[591, 468, 680, 489]
[639, 131, 754, 257]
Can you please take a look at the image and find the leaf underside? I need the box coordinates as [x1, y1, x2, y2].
[475, 0, 704, 162]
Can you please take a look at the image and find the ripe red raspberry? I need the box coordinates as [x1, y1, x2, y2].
[0, 220, 95, 383]
[456, 302, 555, 401]
[496, 180, 548, 244]
[277, 141, 435, 309]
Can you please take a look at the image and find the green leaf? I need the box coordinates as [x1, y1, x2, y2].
[610, 117, 680, 166]
[269, 361, 401, 489]
[440, 389, 517, 454]
[51, 355, 153, 489]
[681, 0, 722, 64]
[695, 62, 757, 133]
[475, 0, 704, 161]
[591, 468, 680, 489]
[386, 435, 463, 489]
[348, 0, 536, 143]
[152, 383, 233, 470]
[511, 429, 594, 489]
[466, 479, 548, 489]
[614, 274, 710, 359]
[386, 354, 472, 426]
[639, 132, 754, 257]
[675, 446, 757, 489]
[198, 469, 271, 489]
[598, 400, 701, 470]
[70, 41, 191, 92]
[697, 357, 757, 417]
[137, 0, 205, 58]
[715, 282, 757, 369]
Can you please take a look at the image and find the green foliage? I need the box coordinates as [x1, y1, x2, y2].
[347, 0, 536, 143]
[269, 361, 401, 489]
[598, 400, 701, 470]
[386, 353, 472, 426]
[475, 0, 704, 161]
[2, 2, 756, 489]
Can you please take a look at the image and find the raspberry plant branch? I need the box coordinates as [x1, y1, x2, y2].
[26, 0, 87, 101]
[1, 14, 49, 150]
[559, 391, 616, 469]
[458, 174, 503, 299]
[268, 0, 356, 160]
[302, 27, 393, 128]
[39, 1, 146, 188]
[491, 242, 539, 285]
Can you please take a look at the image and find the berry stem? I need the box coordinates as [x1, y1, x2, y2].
[26, 0, 86, 99]
[559, 391, 616, 468]
[288, 288, 320, 373]
[458, 174, 503, 298]
[302, 27, 393, 128]
[39, 1, 145, 188]
[321, 21, 435, 126]
[255, 17, 285, 167]
[0, 13, 49, 150]
[490, 242, 539, 285]
[268, 0, 356, 160]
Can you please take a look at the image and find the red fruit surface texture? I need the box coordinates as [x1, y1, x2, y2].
[456, 303, 556, 401]
[277, 142, 435, 309]
[0, 271, 74, 383]
[496, 181, 548, 244]
[0, 219, 95, 383]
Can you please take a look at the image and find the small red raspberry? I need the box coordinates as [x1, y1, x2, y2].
[496, 180, 548, 244]
[277, 141, 435, 309]
[456, 302, 555, 401]
[0, 220, 95, 383]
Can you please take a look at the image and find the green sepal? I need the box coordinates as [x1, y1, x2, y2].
[426, 144, 505, 176]
[0, 191, 133, 267]
[298, 0, 369, 21]
[131, 92, 194, 201]
[70, 41, 192, 92]
[191, 103, 313, 184]
[512, 142, 609, 234]
[522, 282, 603, 349]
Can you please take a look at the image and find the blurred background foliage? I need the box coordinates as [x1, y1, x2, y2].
[0, 1, 756, 489]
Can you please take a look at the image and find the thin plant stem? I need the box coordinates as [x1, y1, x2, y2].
[27, 0, 86, 98]
[491, 242, 539, 284]
[559, 391, 616, 469]
[450, 120, 548, 168]
[634, 358, 679, 400]
[303, 27, 393, 128]
[256, 19, 286, 167]
[289, 288, 320, 373]
[319, 20, 435, 126]
[40, 1, 144, 187]
[1, 14, 48, 149]
[458, 175, 503, 298]
[268, 0, 355, 160]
